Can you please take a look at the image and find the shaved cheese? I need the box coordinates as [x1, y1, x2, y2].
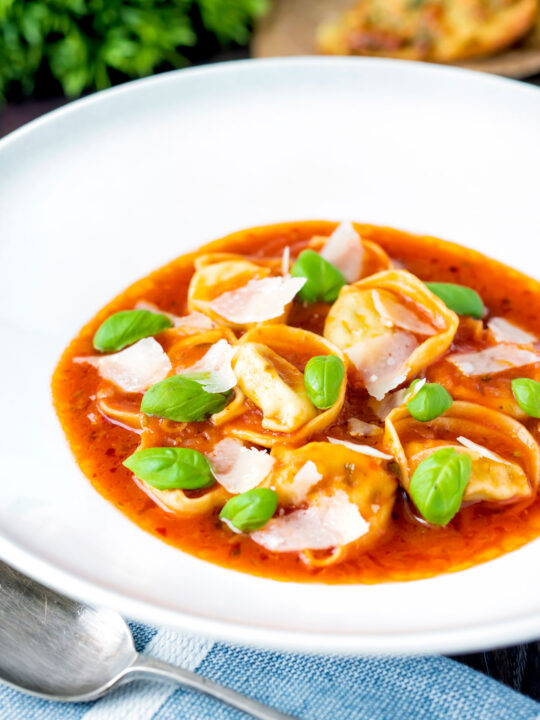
[327, 437, 393, 460]
[371, 290, 436, 337]
[134, 300, 176, 319]
[251, 490, 369, 552]
[209, 276, 305, 324]
[135, 301, 214, 330]
[448, 344, 540, 377]
[289, 461, 323, 502]
[345, 330, 418, 399]
[372, 381, 423, 420]
[374, 391, 407, 420]
[456, 436, 513, 466]
[173, 311, 215, 330]
[180, 339, 236, 393]
[281, 246, 290, 276]
[75, 338, 171, 393]
[208, 438, 274, 494]
[320, 221, 363, 283]
[233, 342, 316, 432]
[347, 418, 382, 437]
[409, 377, 427, 397]
[487, 317, 536, 345]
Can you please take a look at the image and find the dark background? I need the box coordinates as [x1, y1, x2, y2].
[2, 52, 540, 700]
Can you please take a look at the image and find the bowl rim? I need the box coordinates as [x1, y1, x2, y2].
[2, 56, 540, 655]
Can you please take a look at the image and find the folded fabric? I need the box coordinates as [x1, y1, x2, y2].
[0, 622, 538, 720]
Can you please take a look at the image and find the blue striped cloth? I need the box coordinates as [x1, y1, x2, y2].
[0, 622, 538, 720]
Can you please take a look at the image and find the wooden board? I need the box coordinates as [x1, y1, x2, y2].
[253, 0, 540, 78]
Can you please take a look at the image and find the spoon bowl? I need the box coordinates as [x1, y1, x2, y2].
[0, 560, 296, 719]
[0, 562, 136, 698]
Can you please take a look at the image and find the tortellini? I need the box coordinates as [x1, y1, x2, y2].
[224, 325, 347, 448]
[324, 269, 458, 399]
[232, 343, 317, 432]
[133, 420, 230, 515]
[383, 401, 540, 504]
[188, 253, 292, 329]
[251, 442, 397, 560]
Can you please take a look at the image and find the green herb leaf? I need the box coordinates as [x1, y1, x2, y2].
[511, 378, 540, 418]
[123, 447, 215, 490]
[304, 355, 345, 409]
[0, 1, 268, 101]
[407, 382, 453, 422]
[426, 282, 484, 318]
[141, 375, 231, 422]
[219, 488, 278, 532]
[409, 447, 472, 525]
[93, 309, 172, 352]
[291, 250, 347, 304]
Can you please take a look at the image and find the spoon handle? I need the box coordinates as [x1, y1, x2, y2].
[129, 654, 298, 720]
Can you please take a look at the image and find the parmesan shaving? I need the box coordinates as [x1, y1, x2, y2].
[208, 438, 274, 494]
[456, 436, 513, 466]
[135, 301, 214, 330]
[320, 221, 364, 283]
[347, 418, 382, 437]
[327, 436, 393, 460]
[345, 330, 418, 400]
[281, 246, 290, 276]
[173, 311, 216, 330]
[288, 461, 323, 503]
[209, 276, 305, 324]
[448, 344, 540, 377]
[487, 317, 536, 345]
[251, 490, 369, 552]
[374, 377, 426, 419]
[371, 290, 436, 337]
[75, 338, 171, 393]
[180, 339, 236, 393]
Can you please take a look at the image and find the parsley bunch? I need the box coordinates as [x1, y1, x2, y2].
[0, 0, 267, 100]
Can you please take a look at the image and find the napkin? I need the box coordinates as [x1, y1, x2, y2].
[0, 621, 538, 720]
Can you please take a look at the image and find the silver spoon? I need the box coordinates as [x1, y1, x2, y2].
[0, 560, 297, 720]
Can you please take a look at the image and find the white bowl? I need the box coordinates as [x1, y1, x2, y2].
[1, 58, 540, 655]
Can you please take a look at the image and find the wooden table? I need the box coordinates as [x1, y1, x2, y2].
[2, 60, 540, 702]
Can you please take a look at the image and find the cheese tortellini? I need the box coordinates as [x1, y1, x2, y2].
[225, 325, 347, 448]
[188, 253, 291, 329]
[324, 270, 459, 399]
[232, 343, 317, 432]
[383, 401, 540, 504]
[251, 442, 397, 562]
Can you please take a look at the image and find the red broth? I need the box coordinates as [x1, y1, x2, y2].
[52, 221, 540, 583]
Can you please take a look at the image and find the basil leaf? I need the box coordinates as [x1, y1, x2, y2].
[93, 309, 172, 352]
[407, 382, 453, 422]
[141, 375, 231, 422]
[425, 282, 483, 318]
[409, 447, 471, 525]
[220, 488, 278, 532]
[291, 249, 347, 303]
[304, 355, 345, 409]
[123, 447, 215, 490]
[511, 378, 540, 418]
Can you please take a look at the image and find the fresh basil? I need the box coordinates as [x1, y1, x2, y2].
[425, 282, 483, 318]
[304, 355, 345, 409]
[511, 378, 540, 418]
[407, 382, 453, 422]
[123, 447, 215, 490]
[219, 488, 278, 532]
[93, 309, 172, 352]
[409, 447, 471, 526]
[291, 249, 347, 304]
[141, 375, 231, 422]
